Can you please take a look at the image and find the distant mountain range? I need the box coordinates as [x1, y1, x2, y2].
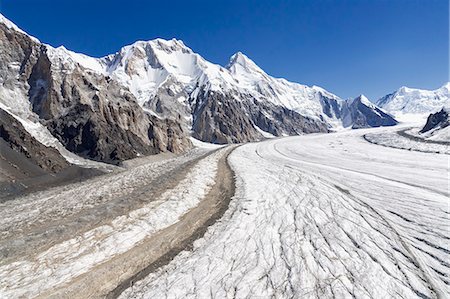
[377, 83, 449, 118]
[0, 14, 448, 167]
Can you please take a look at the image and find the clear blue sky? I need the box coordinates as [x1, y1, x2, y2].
[1, 0, 448, 100]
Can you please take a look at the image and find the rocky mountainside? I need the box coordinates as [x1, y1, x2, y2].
[418, 108, 449, 141]
[0, 107, 69, 172]
[0, 15, 191, 165]
[420, 108, 449, 133]
[377, 83, 450, 118]
[48, 36, 397, 141]
[1, 14, 398, 168]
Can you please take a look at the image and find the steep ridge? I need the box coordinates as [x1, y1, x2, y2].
[0, 15, 192, 164]
[420, 108, 449, 133]
[93, 41, 332, 141]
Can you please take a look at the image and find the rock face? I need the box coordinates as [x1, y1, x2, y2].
[190, 90, 328, 144]
[0, 16, 192, 164]
[0, 108, 69, 172]
[420, 108, 449, 133]
[342, 95, 398, 129]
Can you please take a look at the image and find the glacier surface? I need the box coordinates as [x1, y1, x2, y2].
[120, 127, 449, 299]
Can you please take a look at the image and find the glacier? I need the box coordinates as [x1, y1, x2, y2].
[120, 127, 449, 299]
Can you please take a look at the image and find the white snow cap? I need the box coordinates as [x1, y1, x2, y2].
[347, 94, 369, 104]
[356, 94, 371, 103]
[0, 13, 40, 43]
[228, 52, 251, 67]
[377, 82, 450, 117]
[227, 51, 265, 75]
[440, 81, 450, 91]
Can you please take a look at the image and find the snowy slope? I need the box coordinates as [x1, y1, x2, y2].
[377, 83, 450, 122]
[226, 52, 341, 121]
[0, 14, 40, 43]
[98, 39, 237, 106]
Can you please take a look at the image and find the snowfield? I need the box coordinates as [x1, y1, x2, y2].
[121, 127, 449, 299]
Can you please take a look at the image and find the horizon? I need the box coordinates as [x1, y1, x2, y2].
[1, 0, 448, 100]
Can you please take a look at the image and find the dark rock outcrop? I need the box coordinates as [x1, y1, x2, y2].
[191, 90, 262, 143]
[420, 108, 449, 133]
[246, 98, 329, 136]
[0, 108, 69, 172]
[190, 90, 328, 144]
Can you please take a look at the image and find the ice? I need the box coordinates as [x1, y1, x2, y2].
[364, 128, 450, 154]
[120, 126, 448, 298]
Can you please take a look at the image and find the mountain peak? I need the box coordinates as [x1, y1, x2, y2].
[397, 86, 412, 94]
[356, 94, 369, 102]
[226, 51, 265, 76]
[122, 38, 193, 55]
[377, 84, 450, 117]
[228, 51, 248, 65]
[149, 38, 192, 53]
[440, 82, 450, 90]
[351, 94, 376, 107]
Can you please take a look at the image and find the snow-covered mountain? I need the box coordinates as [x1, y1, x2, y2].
[60, 39, 338, 141]
[377, 83, 450, 121]
[341, 95, 397, 129]
[0, 13, 397, 166]
[63, 37, 396, 141]
[65, 39, 341, 121]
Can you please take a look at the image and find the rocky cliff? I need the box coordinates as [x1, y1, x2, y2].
[0, 108, 69, 172]
[420, 108, 449, 134]
[0, 17, 192, 165]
